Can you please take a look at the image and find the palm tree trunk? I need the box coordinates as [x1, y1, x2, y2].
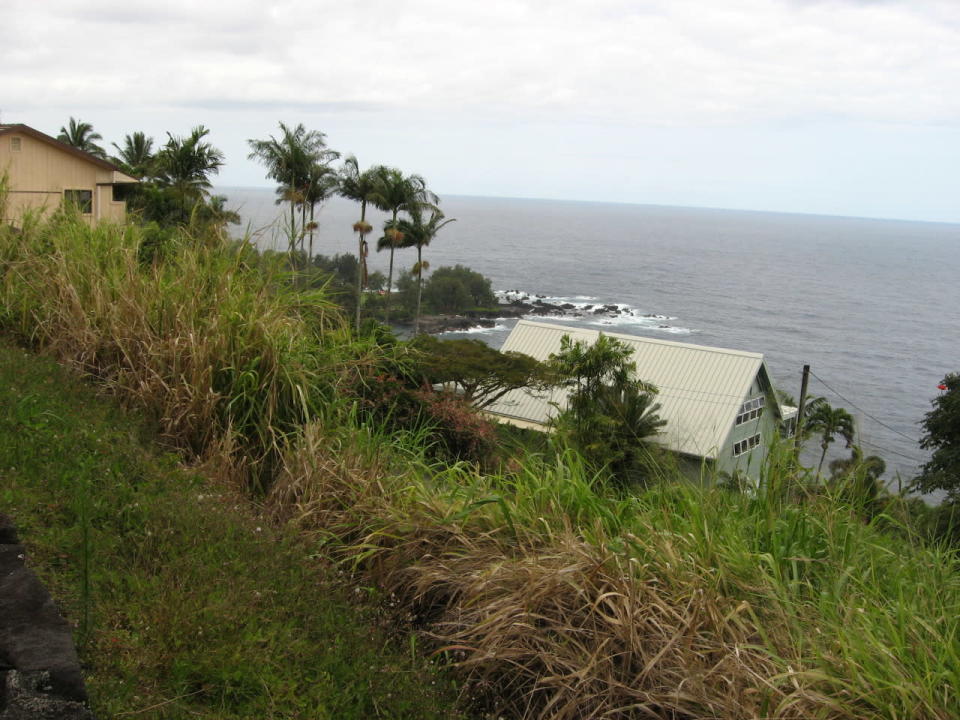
[384, 210, 398, 324]
[355, 200, 366, 334]
[817, 443, 829, 478]
[289, 201, 296, 260]
[415, 246, 423, 335]
[301, 202, 307, 255]
[385, 247, 395, 324]
[308, 203, 315, 262]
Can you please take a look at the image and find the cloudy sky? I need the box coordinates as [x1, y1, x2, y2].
[4, 0, 959, 222]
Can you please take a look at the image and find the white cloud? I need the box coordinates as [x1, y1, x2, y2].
[3, 0, 958, 220]
[4, 0, 959, 123]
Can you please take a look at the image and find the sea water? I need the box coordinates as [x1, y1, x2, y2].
[221, 187, 960, 484]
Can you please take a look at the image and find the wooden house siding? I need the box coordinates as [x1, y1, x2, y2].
[0, 125, 135, 226]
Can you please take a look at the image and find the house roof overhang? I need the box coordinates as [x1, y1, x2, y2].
[0, 124, 140, 182]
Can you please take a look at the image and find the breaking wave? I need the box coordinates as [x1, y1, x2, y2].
[496, 290, 696, 335]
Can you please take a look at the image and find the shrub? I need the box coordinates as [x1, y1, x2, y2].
[422, 264, 496, 312]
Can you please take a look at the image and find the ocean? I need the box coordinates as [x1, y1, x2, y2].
[220, 187, 960, 486]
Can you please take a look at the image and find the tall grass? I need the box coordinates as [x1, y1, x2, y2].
[0, 212, 361, 484]
[2, 207, 957, 719]
[271, 423, 960, 719]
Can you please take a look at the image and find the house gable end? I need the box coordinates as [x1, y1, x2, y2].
[0, 124, 126, 174]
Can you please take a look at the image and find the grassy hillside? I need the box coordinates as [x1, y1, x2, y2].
[1, 211, 957, 719]
[0, 340, 462, 719]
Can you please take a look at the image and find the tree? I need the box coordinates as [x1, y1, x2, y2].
[339, 156, 386, 332]
[154, 126, 225, 223]
[57, 117, 106, 158]
[413, 336, 548, 409]
[373, 167, 437, 323]
[194, 195, 241, 229]
[549, 334, 665, 486]
[912, 373, 960, 500]
[803, 397, 856, 477]
[422, 265, 497, 313]
[302, 161, 339, 260]
[248, 123, 338, 258]
[392, 206, 456, 334]
[110, 132, 155, 177]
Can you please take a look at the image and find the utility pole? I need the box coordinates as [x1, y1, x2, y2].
[794, 364, 810, 451]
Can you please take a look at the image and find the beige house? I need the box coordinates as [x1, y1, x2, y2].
[0, 124, 138, 227]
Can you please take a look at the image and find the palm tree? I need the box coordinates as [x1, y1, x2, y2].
[58, 117, 107, 158]
[339, 156, 387, 332]
[302, 162, 339, 261]
[392, 206, 456, 334]
[248, 123, 338, 259]
[154, 126, 225, 223]
[829, 445, 886, 505]
[594, 383, 666, 485]
[111, 132, 155, 177]
[372, 167, 438, 323]
[803, 397, 856, 477]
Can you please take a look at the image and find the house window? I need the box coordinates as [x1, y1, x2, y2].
[735, 396, 765, 425]
[10, 137, 21, 152]
[733, 433, 761, 457]
[781, 417, 797, 438]
[64, 189, 93, 214]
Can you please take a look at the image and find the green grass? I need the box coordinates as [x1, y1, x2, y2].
[3, 210, 959, 719]
[271, 427, 960, 719]
[0, 339, 463, 719]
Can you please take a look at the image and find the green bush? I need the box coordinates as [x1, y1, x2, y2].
[422, 264, 497, 313]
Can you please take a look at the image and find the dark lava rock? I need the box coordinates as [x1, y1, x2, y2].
[0, 513, 94, 719]
[1, 670, 94, 719]
[416, 316, 495, 334]
[0, 516, 16, 545]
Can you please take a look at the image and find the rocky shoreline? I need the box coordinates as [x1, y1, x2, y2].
[412, 291, 669, 335]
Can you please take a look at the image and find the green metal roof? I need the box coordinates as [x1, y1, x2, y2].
[487, 320, 777, 460]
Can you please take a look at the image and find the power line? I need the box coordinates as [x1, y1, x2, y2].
[857, 438, 925, 464]
[808, 370, 921, 445]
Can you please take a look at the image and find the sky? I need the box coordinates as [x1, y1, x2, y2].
[3, 0, 959, 222]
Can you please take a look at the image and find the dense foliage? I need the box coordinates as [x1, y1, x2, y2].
[422, 264, 498, 312]
[913, 373, 960, 500]
[549, 333, 666, 486]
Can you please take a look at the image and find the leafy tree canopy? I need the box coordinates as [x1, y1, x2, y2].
[412, 336, 549, 409]
[422, 265, 497, 313]
[912, 373, 960, 500]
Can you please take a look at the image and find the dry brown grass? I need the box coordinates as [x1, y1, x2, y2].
[269, 423, 820, 720]
[0, 216, 343, 483]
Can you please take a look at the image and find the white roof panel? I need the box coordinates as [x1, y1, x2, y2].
[488, 320, 770, 460]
